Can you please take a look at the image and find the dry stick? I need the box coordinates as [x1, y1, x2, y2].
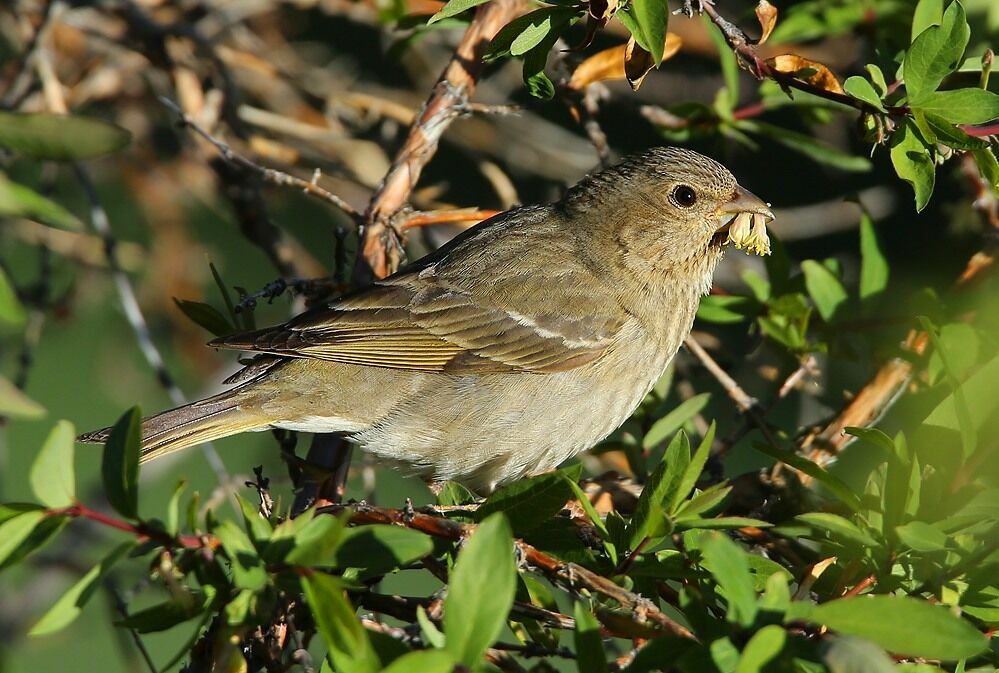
[72, 165, 232, 490]
[323, 502, 698, 642]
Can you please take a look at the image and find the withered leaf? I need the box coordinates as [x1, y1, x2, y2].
[755, 1, 777, 45]
[570, 33, 681, 90]
[769, 54, 844, 94]
[625, 37, 655, 90]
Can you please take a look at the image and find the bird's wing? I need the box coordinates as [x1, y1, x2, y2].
[210, 268, 623, 373]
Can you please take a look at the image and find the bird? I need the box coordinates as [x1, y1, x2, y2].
[80, 146, 774, 493]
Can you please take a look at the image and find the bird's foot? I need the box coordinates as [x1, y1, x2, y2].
[673, 0, 711, 17]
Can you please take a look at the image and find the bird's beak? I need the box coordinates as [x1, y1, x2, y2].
[714, 186, 774, 256]
[719, 186, 775, 221]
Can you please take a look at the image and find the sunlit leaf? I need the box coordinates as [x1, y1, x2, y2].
[911, 87, 999, 124]
[427, 0, 490, 24]
[30, 420, 76, 509]
[643, 394, 709, 450]
[903, 0, 969, 98]
[800, 595, 987, 660]
[699, 531, 757, 627]
[302, 572, 381, 673]
[30, 542, 133, 636]
[735, 624, 785, 673]
[801, 260, 848, 322]
[622, 0, 668, 65]
[476, 471, 572, 535]
[574, 603, 608, 673]
[0, 175, 83, 230]
[843, 76, 886, 112]
[0, 374, 46, 419]
[890, 120, 935, 211]
[445, 514, 517, 666]
[0, 112, 131, 160]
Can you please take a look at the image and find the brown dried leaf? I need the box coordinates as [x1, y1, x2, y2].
[755, 1, 777, 45]
[570, 33, 681, 90]
[769, 54, 844, 94]
[625, 37, 655, 91]
[588, 0, 618, 21]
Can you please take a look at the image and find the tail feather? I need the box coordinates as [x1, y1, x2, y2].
[78, 391, 269, 463]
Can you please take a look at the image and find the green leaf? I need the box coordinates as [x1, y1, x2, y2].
[0, 112, 131, 160]
[485, 9, 562, 61]
[700, 531, 758, 627]
[677, 516, 772, 530]
[903, 0, 969, 98]
[865, 65, 888, 96]
[0, 374, 46, 419]
[101, 407, 141, 519]
[476, 471, 572, 535]
[30, 420, 76, 508]
[674, 483, 732, 520]
[796, 513, 879, 548]
[625, 0, 668, 65]
[923, 353, 999, 436]
[510, 10, 561, 57]
[381, 650, 456, 673]
[284, 513, 348, 566]
[911, 87, 999, 124]
[643, 394, 710, 450]
[444, 513, 517, 666]
[0, 510, 46, 567]
[972, 148, 999, 193]
[801, 595, 987, 660]
[697, 295, 759, 323]
[823, 635, 896, 673]
[735, 624, 786, 673]
[114, 590, 211, 633]
[573, 603, 608, 673]
[166, 480, 186, 536]
[890, 120, 935, 212]
[427, 0, 490, 24]
[30, 542, 133, 636]
[0, 175, 83, 230]
[844, 427, 895, 455]
[215, 520, 267, 591]
[629, 432, 690, 547]
[0, 265, 26, 326]
[739, 120, 871, 172]
[801, 260, 848, 322]
[921, 113, 989, 150]
[911, 0, 943, 40]
[673, 422, 716, 514]
[520, 10, 574, 100]
[843, 76, 886, 112]
[235, 493, 273, 543]
[333, 525, 434, 573]
[565, 476, 609, 538]
[858, 214, 889, 306]
[302, 573, 381, 673]
[417, 605, 446, 648]
[752, 441, 861, 511]
[895, 521, 949, 551]
[173, 299, 234, 337]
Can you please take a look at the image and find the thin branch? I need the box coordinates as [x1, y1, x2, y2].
[360, 0, 525, 280]
[160, 97, 363, 224]
[321, 502, 698, 642]
[696, 0, 907, 117]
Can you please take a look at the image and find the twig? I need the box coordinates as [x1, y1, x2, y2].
[360, 0, 524, 280]
[398, 208, 502, 230]
[72, 165, 232, 489]
[106, 582, 158, 673]
[0, 0, 57, 109]
[683, 336, 757, 412]
[695, 1, 907, 117]
[320, 502, 698, 642]
[160, 97, 363, 223]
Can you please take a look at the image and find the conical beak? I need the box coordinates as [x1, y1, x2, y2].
[719, 186, 774, 221]
[715, 185, 774, 256]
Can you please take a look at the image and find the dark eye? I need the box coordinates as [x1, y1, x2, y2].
[672, 185, 697, 207]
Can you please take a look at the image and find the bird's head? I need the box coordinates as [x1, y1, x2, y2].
[564, 146, 774, 268]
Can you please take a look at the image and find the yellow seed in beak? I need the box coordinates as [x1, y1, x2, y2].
[726, 212, 772, 256]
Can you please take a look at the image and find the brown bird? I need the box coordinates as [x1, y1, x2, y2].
[80, 147, 773, 493]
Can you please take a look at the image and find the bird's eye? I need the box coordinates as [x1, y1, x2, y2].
[672, 185, 697, 207]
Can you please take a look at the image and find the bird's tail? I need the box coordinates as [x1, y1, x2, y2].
[78, 388, 269, 464]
